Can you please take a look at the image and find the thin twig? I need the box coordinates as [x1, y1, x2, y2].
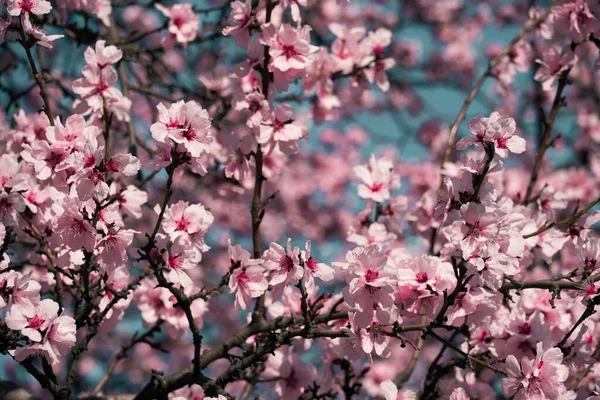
[523, 70, 571, 204]
[18, 15, 55, 125]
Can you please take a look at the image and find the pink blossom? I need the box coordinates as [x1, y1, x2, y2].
[396, 254, 456, 317]
[222, 0, 253, 46]
[156, 3, 200, 47]
[0, 154, 20, 191]
[55, 199, 97, 252]
[0, 271, 41, 312]
[227, 240, 267, 310]
[117, 185, 148, 219]
[0, 191, 25, 223]
[5, 298, 59, 342]
[258, 104, 307, 145]
[46, 114, 98, 153]
[104, 153, 141, 176]
[339, 243, 397, 327]
[134, 277, 207, 335]
[20, 140, 68, 181]
[354, 154, 400, 202]
[234, 91, 270, 129]
[13, 313, 76, 365]
[22, 18, 63, 48]
[457, 112, 525, 158]
[502, 342, 570, 400]
[163, 239, 201, 288]
[221, 134, 254, 182]
[300, 240, 334, 295]
[329, 23, 366, 74]
[98, 229, 136, 264]
[263, 239, 303, 299]
[268, 23, 318, 73]
[98, 266, 132, 316]
[552, 0, 600, 42]
[361, 28, 396, 92]
[534, 47, 578, 91]
[452, 203, 499, 258]
[20, 181, 50, 214]
[578, 238, 600, 273]
[84, 40, 122, 69]
[160, 200, 214, 251]
[262, 348, 317, 398]
[8, 0, 51, 17]
[347, 222, 397, 247]
[151, 100, 213, 161]
[72, 65, 122, 112]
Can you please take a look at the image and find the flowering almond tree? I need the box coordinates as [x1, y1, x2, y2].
[2, 0, 600, 399]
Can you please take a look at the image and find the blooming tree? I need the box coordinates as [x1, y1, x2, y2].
[2, 0, 600, 399]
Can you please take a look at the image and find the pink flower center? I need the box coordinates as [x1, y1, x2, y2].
[182, 128, 197, 141]
[369, 182, 384, 193]
[272, 119, 285, 132]
[249, 100, 262, 113]
[34, 127, 46, 140]
[496, 136, 508, 149]
[586, 284, 598, 296]
[166, 120, 182, 129]
[96, 80, 109, 93]
[478, 330, 488, 341]
[19, 0, 33, 12]
[168, 255, 182, 270]
[45, 151, 66, 168]
[306, 256, 318, 272]
[585, 257, 597, 270]
[70, 218, 89, 234]
[90, 170, 104, 184]
[280, 255, 295, 272]
[537, 361, 544, 370]
[586, 335, 594, 345]
[282, 44, 298, 59]
[84, 154, 97, 168]
[364, 269, 379, 283]
[64, 132, 78, 142]
[103, 233, 118, 250]
[415, 271, 429, 284]
[173, 16, 185, 29]
[176, 217, 190, 231]
[518, 323, 531, 335]
[27, 315, 45, 330]
[26, 192, 38, 205]
[236, 270, 248, 283]
[465, 220, 483, 239]
[104, 158, 120, 172]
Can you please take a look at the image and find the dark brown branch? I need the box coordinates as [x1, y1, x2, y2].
[440, 1, 556, 167]
[523, 70, 571, 204]
[17, 16, 55, 125]
[522, 196, 600, 238]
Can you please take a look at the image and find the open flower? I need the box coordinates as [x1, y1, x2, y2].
[156, 3, 200, 47]
[354, 154, 400, 202]
[502, 342, 570, 400]
[456, 112, 525, 158]
[8, 0, 51, 17]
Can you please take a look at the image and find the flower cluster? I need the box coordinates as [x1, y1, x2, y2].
[72, 40, 131, 121]
[4, 1, 600, 400]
